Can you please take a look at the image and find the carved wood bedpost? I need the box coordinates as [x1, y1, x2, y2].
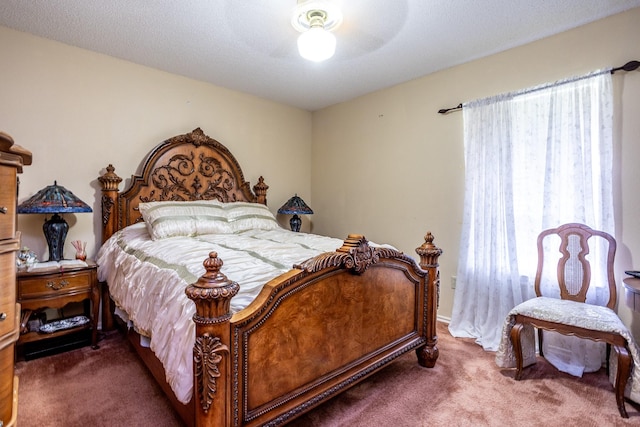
[415, 231, 443, 368]
[98, 164, 122, 331]
[253, 176, 268, 205]
[185, 252, 240, 427]
[98, 164, 122, 244]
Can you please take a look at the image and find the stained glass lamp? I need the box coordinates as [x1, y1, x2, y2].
[277, 194, 313, 232]
[17, 181, 92, 261]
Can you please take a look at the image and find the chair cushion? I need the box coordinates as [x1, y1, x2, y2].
[511, 297, 627, 334]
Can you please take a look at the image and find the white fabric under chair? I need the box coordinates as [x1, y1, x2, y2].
[495, 297, 640, 405]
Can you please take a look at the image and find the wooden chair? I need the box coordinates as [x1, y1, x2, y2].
[509, 223, 633, 418]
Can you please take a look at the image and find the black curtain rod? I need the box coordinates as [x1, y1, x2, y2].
[437, 59, 640, 115]
[611, 60, 640, 73]
[437, 103, 462, 114]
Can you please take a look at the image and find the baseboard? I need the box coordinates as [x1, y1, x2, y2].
[437, 315, 451, 324]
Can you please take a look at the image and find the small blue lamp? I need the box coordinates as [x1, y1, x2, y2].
[277, 194, 313, 232]
[17, 181, 92, 261]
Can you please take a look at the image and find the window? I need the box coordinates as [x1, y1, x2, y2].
[448, 71, 614, 355]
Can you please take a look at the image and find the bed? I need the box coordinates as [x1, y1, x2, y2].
[96, 128, 442, 427]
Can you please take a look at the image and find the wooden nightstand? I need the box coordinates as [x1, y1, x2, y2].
[16, 260, 99, 355]
[623, 277, 640, 312]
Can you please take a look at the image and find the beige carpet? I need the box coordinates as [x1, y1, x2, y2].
[15, 331, 182, 427]
[15, 323, 640, 426]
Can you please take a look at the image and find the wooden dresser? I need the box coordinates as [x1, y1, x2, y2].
[0, 132, 32, 427]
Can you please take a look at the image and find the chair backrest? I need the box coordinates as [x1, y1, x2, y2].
[534, 223, 617, 309]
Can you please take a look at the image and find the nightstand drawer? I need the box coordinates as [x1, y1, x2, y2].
[0, 299, 16, 338]
[18, 270, 93, 300]
[0, 165, 17, 241]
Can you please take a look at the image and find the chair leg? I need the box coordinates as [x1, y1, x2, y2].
[537, 328, 544, 358]
[510, 322, 525, 380]
[613, 345, 631, 418]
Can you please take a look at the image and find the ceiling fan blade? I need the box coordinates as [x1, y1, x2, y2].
[334, 0, 407, 58]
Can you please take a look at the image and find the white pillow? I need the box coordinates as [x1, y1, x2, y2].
[138, 200, 279, 239]
[221, 202, 280, 233]
[139, 200, 230, 239]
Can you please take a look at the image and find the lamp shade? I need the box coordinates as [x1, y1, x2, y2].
[17, 181, 92, 261]
[17, 181, 92, 214]
[278, 194, 313, 232]
[277, 194, 313, 215]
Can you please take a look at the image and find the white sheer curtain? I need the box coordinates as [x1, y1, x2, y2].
[448, 70, 614, 361]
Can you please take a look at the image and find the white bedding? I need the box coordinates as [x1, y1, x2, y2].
[96, 223, 348, 404]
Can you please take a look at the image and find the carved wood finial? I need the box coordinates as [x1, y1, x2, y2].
[253, 176, 269, 205]
[336, 234, 367, 253]
[415, 231, 443, 269]
[98, 164, 122, 191]
[180, 127, 211, 147]
[185, 252, 240, 323]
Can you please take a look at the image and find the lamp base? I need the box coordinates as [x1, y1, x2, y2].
[289, 214, 302, 232]
[43, 213, 68, 261]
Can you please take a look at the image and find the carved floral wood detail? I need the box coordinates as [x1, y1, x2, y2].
[193, 333, 228, 413]
[128, 128, 264, 207]
[138, 152, 237, 203]
[101, 194, 115, 226]
[109, 128, 268, 230]
[294, 234, 418, 275]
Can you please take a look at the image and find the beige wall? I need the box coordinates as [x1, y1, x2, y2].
[0, 26, 312, 261]
[2, 8, 640, 339]
[312, 8, 640, 338]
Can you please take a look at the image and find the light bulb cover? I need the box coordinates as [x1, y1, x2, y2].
[292, 1, 342, 62]
[297, 27, 336, 62]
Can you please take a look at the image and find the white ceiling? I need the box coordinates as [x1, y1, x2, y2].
[1, 0, 639, 111]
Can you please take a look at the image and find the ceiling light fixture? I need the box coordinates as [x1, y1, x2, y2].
[292, 0, 343, 62]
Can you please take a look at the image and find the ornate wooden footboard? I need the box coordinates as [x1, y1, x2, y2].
[187, 234, 441, 427]
[97, 128, 442, 426]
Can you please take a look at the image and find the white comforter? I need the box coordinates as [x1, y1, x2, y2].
[97, 223, 347, 404]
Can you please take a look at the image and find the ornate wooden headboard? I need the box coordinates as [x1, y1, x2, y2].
[98, 128, 269, 242]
